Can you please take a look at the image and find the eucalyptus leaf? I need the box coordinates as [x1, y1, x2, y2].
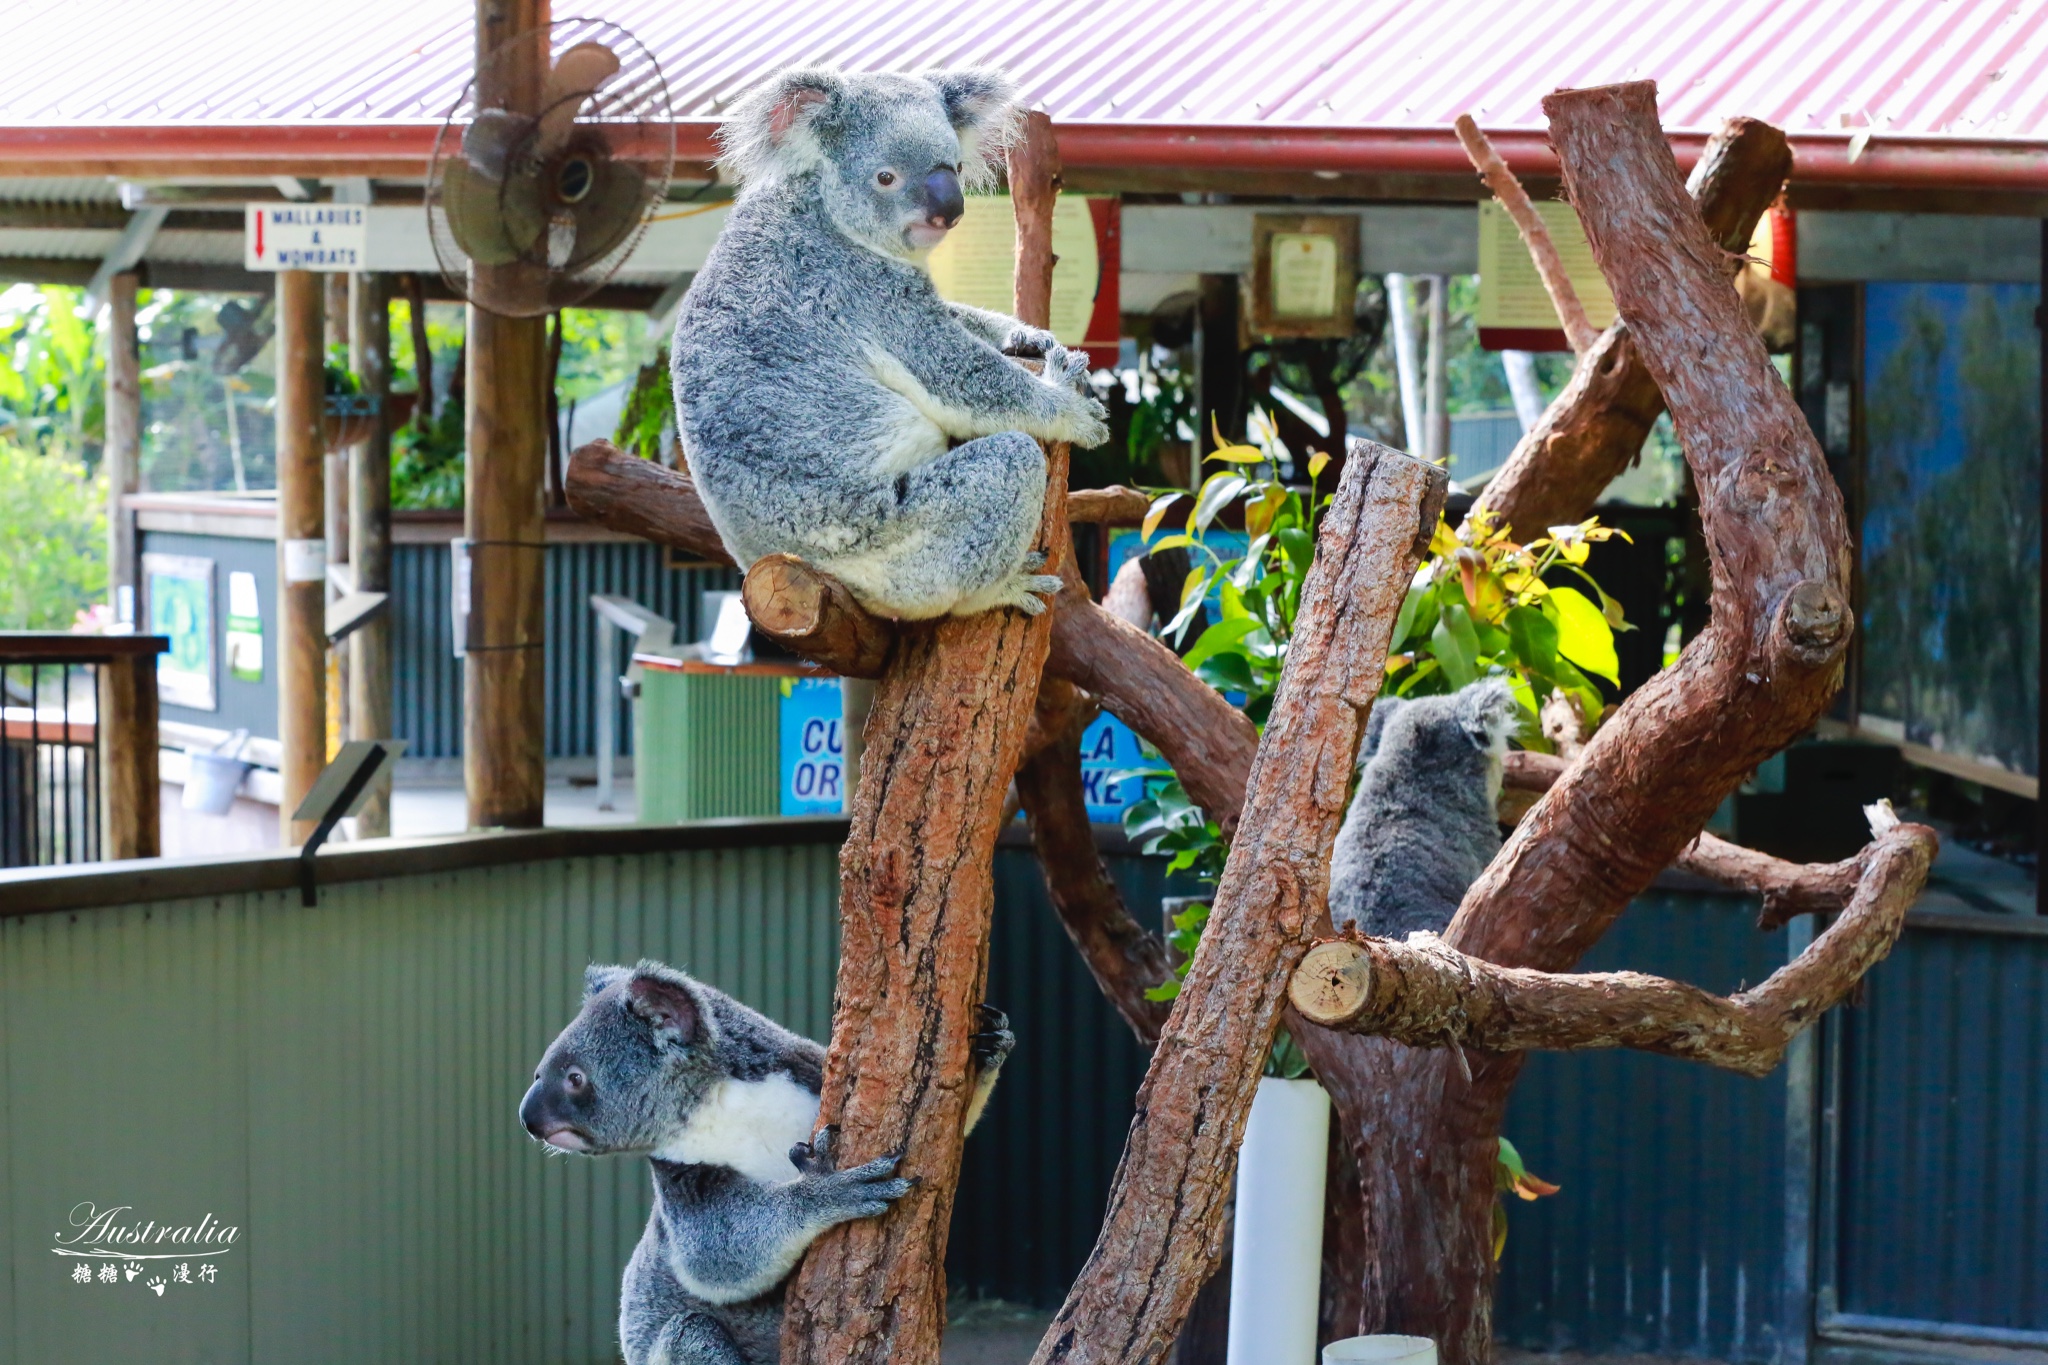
[1543, 586, 1619, 683]
[1432, 601, 1481, 689]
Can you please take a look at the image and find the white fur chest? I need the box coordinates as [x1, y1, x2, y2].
[653, 1073, 820, 1184]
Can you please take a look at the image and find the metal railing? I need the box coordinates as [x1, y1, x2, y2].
[0, 633, 167, 866]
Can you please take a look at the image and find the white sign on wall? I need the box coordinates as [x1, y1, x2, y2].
[243, 204, 368, 271]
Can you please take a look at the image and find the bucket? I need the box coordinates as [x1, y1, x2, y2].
[182, 731, 252, 815]
[1324, 1336, 1437, 1365]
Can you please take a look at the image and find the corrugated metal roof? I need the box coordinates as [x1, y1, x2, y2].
[0, 0, 2039, 135]
[0, 0, 2040, 184]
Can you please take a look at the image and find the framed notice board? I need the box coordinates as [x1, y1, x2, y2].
[1250, 213, 1359, 338]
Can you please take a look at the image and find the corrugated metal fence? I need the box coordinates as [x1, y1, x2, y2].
[390, 541, 738, 760]
[4, 825, 2044, 1362]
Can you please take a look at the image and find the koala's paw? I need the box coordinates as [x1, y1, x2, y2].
[789, 1124, 843, 1177]
[1001, 323, 1059, 359]
[817, 1151, 916, 1221]
[970, 1004, 1015, 1072]
[996, 571, 1066, 616]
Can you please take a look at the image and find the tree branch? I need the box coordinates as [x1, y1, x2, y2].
[1030, 440, 1447, 1365]
[1016, 677, 1174, 1044]
[742, 553, 895, 679]
[1469, 116, 1792, 542]
[1291, 811, 1934, 1077]
[1454, 114, 1595, 355]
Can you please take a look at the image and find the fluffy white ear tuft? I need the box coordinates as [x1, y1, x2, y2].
[716, 69, 845, 187]
[924, 69, 1021, 193]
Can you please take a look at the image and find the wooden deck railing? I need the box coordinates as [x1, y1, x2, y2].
[0, 632, 167, 864]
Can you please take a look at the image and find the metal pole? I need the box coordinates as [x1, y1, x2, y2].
[1385, 272, 1422, 454]
[1424, 273, 1449, 465]
[277, 270, 327, 845]
[595, 614, 616, 811]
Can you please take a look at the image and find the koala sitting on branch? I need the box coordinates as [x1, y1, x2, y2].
[671, 68, 1108, 621]
[1329, 678, 1522, 941]
[521, 961, 1012, 1365]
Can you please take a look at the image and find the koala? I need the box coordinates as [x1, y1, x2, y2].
[521, 960, 1013, 1365]
[1328, 678, 1521, 941]
[670, 67, 1109, 621]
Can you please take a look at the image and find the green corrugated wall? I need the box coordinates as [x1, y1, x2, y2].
[0, 842, 840, 1365]
[635, 671, 784, 822]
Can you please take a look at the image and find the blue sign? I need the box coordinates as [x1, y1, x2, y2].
[1076, 711, 1154, 824]
[779, 677, 845, 815]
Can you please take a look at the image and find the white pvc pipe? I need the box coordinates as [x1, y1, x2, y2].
[1502, 350, 1545, 433]
[1385, 273, 1423, 454]
[1226, 1077, 1331, 1365]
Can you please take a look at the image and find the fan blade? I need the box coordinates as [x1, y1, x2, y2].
[441, 157, 520, 266]
[538, 42, 620, 153]
[565, 157, 647, 268]
[499, 165, 550, 261]
[462, 108, 527, 181]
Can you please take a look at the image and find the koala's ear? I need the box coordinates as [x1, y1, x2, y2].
[716, 69, 845, 186]
[1458, 679, 1521, 751]
[583, 963, 630, 1000]
[924, 69, 1020, 192]
[624, 968, 703, 1049]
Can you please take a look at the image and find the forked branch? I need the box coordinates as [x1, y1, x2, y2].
[1292, 808, 1935, 1077]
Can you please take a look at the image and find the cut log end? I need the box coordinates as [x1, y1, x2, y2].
[740, 554, 894, 680]
[1290, 940, 1376, 1027]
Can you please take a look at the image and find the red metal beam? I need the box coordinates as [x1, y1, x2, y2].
[0, 119, 2041, 193]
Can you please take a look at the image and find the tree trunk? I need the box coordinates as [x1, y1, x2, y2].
[1300, 85, 1850, 1365]
[1029, 440, 1446, 1365]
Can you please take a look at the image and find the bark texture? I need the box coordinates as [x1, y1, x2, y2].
[1291, 809, 1934, 1075]
[778, 446, 1068, 1365]
[1301, 86, 1849, 1365]
[1029, 440, 1447, 1365]
[1469, 116, 1792, 542]
[563, 439, 736, 566]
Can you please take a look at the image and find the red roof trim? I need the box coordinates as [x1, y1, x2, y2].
[0, 119, 2042, 191]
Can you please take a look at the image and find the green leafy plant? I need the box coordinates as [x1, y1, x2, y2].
[1386, 509, 1631, 740]
[615, 362, 673, 461]
[0, 285, 103, 457]
[0, 438, 105, 628]
[391, 401, 465, 510]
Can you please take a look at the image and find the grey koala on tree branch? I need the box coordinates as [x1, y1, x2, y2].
[671, 67, 1108, 620]
[521, 961, 1011, 1365]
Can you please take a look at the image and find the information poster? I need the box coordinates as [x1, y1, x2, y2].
[143, 553, 216, 711]
[779, 676, 845, 815]
[1270, 232, 1340, 317]
[926, 194, 1104, 345]
[225, 570, 263, 682]
[1474, 200, 1617, 348]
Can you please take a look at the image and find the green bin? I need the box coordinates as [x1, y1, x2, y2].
[635, 663, 783, 821]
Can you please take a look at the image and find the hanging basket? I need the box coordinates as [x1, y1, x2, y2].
[323, 392, 382, 449]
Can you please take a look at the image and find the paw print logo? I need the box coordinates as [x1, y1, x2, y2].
[146, 1276, 166, 1297]
[123, 1262, 141, 1281]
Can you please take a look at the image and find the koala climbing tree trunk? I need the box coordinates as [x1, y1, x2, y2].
[775, 113, 1073, 1365]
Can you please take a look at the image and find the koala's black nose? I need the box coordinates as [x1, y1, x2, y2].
[922, 167, 964, 228]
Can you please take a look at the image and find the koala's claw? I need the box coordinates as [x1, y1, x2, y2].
[1002, 324, 1059, 359]
[970, 1004, 1015, 1070]
[1001, 573, 1066, 616]
[789, 1124, 843, 1176]
[1022, 550, 1048, 572]
[831, 1152, 916, 1219]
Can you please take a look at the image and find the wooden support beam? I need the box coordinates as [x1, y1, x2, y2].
[1030, 440, 1446, 1365]
[349, 272, 394, 837]
[276, 269, 327, 845]
[462, 0, 550, 831]
[97, 651, 159, 859]
[104, 271, 140, 625]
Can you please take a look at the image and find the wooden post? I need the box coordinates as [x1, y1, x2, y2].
[276, 270, 327, 845]
[350, 272, 394, 837]
[98, 648, 159, 860]
[104, 272, 140, 627]
[463, 0, 550, 830]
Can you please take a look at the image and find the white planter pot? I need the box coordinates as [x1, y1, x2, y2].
[1226, 1076, 1331, 1365]
[1324, 1335, 1438, 1365]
